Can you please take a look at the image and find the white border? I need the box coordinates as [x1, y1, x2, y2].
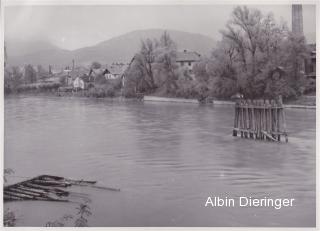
[0, 0, 319, 231]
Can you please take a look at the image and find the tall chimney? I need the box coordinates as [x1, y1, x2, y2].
[292, 4, 305, 74]
[4, 41, 7, 67]
[292, 5, 303, 36]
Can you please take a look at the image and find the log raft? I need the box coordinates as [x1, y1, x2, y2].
[4, 175, 97, 202]
[232, 96, 288, 142]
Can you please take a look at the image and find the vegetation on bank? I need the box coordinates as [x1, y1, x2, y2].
[4, 201, 92, 227]
[123, 6, 315, 101]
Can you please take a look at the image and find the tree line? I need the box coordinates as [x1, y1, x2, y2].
[5, 6, 312, 100]
[124, 6, 311, 100]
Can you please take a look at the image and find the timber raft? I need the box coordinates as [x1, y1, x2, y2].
[232, 97, 288, 142]
[4, 175, 119, 202]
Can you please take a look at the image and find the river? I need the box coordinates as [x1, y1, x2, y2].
[4, 96, 316, 227]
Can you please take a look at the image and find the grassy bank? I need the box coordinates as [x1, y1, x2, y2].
[285, 94, 316, 107]
[5, 86, 316, 109]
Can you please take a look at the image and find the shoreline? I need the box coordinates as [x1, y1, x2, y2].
[144, 96, 316, 109]
[5, 92, 316, 109]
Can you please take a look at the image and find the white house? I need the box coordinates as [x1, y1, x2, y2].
[73, 76, 85, 90]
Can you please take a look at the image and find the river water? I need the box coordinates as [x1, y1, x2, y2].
[4, 96, 316, 227]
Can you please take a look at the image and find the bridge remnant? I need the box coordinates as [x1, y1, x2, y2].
[232, 96, 288, 142]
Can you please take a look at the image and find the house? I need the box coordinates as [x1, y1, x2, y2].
[88, 68, 109, 80]
[73, 77, 85, 90]
[105, 63, 129, 80]
[122, 50, 201, 89]
[304, 44, 316, 79]
[87, 63, 129, 81]
[176, 50, 201, 72]
[73, 75, 92, 90]
[63, 66, 72, 76]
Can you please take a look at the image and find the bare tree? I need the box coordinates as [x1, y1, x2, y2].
[24, 65, 37, 84]
[91, 61, 101, 70]
[154, 31, 179, 94]
[217, 6, 307, 98]
[134, 38, 157, 91]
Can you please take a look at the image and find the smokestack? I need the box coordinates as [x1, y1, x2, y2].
[292, 4, 303, 36]
[4, 41, 7, 67]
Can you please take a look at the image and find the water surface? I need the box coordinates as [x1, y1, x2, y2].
[4, 96, 316, 226]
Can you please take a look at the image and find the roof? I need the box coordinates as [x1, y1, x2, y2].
[307, 43, 316, 52]
[306, 72, 316, 77]
[176, 50, 201, 62]
[90, 68, 107, 76]
[305, 44, 316, 59]
[106, 64, 129, 76]
[79, 75, 91, 82]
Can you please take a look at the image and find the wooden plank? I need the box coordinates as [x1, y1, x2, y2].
[261, 131, 278, 142]
[31, 179, 71, 187]
[17, 185, 46, 194]
[24, 183, 69, 195]
[4, 191, 34, 199]
[6, 187, 41, 197]
[4, 175, 107, 203]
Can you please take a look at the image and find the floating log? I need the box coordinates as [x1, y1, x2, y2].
[4, 194, 23, 201]
[38, 175, 65, 181]
[7, 187, 41, 197]
[3, 175, 107, 202]
[232, 96, 288, 142]
[4, 191, 34, 200]
[32, 180, 71, 187]
[91, 184, 121, 192]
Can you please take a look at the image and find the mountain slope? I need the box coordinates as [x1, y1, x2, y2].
[6, 40, 72, 68]
[6, 29, 216, 68]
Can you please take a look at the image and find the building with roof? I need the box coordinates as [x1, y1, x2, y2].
[89, 68, 108, 79]
[305, 44, 316, 79]
[176, 50, 201, 74]
[105, 63, 129, 80]
[73, 76, 85, 90]
[73, 75, 93, 90]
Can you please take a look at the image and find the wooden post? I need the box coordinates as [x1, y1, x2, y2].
[233, 100, 239, 136]
[232, 96, 288, 142]
[244, 100, 249, 138]
[263, 99, 266, 140]
[251, 100, 256, 139]
[240, 101, 244, 138]
[279, 95, 288, 142]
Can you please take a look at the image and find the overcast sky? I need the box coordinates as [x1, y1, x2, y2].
[5, 4, 316, 50]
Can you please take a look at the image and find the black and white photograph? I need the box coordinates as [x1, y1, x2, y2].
[2, 0, 317, 227]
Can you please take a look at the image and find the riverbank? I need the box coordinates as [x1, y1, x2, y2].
[144, 96, 316, 109]
[5, 91, 316, 109]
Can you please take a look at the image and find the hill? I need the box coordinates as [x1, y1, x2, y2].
[6, 29, 216, 68]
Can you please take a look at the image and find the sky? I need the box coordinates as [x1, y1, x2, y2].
[4, 4, 316, 50]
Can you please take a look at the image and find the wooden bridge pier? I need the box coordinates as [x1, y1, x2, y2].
[232, 96, 288, 142]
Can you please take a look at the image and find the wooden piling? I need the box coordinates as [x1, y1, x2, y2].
[232, 96, 288, 142]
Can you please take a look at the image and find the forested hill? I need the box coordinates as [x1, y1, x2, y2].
[6, 29, 216, 68]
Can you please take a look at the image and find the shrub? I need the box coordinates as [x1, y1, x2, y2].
[87, 84, 117, 98]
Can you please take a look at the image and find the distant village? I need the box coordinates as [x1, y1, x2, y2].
[4, 49, 202, 96]
[4, 44, 315, 97]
